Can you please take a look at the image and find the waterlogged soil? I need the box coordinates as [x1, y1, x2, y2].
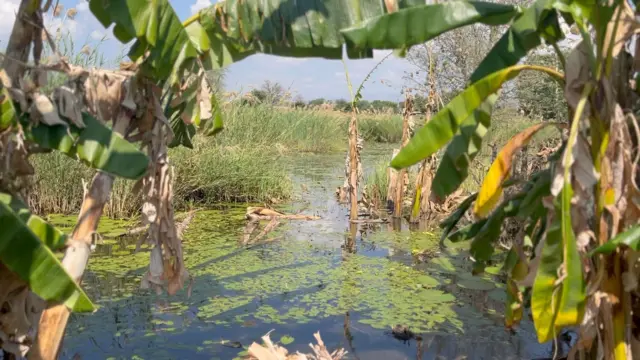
[59, 146, 561, 360]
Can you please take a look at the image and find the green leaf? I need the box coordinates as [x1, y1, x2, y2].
[590, 225, 640, 255]
[439, 192, 478, 242]
[517, 170, 551, 219]
[168, 103, 196, 149]
[433, 95, 497, 199]
[0, 193, 67, 251]
[531, 203, 563, 342]
[531, 186, 585, 343]
[196, 0, 426, 65]
[447, 219, 487, 243]
[202, 93, 224, 137]
[391, 65, 540, 169]
[279, 335, 295, 345]
[469, 0, 563, 84]
[89, 0, 199, 83]
[0, 192, 94, 312]
[0, 86, 18, 131]
[341, 1, 519, 49]
[25, 113, 149, 180]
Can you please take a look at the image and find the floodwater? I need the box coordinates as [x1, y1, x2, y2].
[54, 146, 567, 360]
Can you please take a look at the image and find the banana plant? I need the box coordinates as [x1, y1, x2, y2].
[342, 0, 639, 357]
[1, 0, 638, 359]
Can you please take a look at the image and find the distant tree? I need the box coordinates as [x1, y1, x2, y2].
[308, 98, 326, 106]
[334, 99, 351, 112]
[293, 95, 306, 108]
[370, 100, 398, 113]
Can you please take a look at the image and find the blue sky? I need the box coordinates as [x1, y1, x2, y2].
[0, 0, 418, 101]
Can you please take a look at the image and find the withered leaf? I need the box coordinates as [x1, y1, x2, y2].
[31, 93, 67, 126]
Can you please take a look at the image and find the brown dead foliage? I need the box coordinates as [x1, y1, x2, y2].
[247, 331, 346, 360]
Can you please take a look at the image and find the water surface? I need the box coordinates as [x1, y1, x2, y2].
[57, 146, 562, 360]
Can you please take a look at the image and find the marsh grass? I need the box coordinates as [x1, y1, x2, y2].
[359, 114, 403, 143]
[171, 138, 292, 207]
[364, 161, 390, 203]
[28, 152, 140, 218]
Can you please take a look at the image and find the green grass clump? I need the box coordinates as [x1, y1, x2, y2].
[171, 137, 292, 207]
[363, 161, 390, 203]
[29, 152, 140, 218]
[220, 104, 346, 152]
[359, 114, 403, 143]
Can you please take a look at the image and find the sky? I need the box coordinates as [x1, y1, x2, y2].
[0, 0, 418, 102]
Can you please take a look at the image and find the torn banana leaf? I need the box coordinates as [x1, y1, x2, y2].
[341, 1, 519, 49]
[24, 112, 149, 180]
[433, 95, 497, 199]
[0, 192, 94, 312]
[391, 65, 561, 169]
[589, 225, 640, 255]
[0, 193, 67, 251]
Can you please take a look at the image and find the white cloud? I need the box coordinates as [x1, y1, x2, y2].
[90, 30, 105, 40]
[76, 0, 89, 12]
[191, 0, 213, 14]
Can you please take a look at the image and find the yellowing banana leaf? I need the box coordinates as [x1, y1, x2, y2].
[391, 65, 561, 169]
[24, 113, 149, 180]
[474, 123, 560, 218]
[0, 193, 67, 251]
[505, 278, 523, 328]
[433, 95, 497, 199]
[0, 193, 94, 312]
[531, 187, 585, 343]
[469, 0, 563, 83]
[427, 0, 563, 198]
[589, 225, 640, 255]
[341, 1, 519, 49]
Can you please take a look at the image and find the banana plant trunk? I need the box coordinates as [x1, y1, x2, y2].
[29, 114, 132, 360]
[393, 96, 412, 218]
[348, 111, 359, 220]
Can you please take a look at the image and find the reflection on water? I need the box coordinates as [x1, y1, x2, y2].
[59, 145, 562, 360]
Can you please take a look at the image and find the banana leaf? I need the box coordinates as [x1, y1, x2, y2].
[341, 1, 519, 49]
[24, 112, 149, 180]
[0, 193, 67, 251]
[0, 192, 94, 312]
[391, 65, 560, 169]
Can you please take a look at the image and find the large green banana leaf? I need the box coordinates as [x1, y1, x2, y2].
[341, 1, 519, 49]
[89, 0, 199, 84]
[0, 192, 94, 312]
[432, 95, 497, 198]
[24, 113, 149, 180]
[390, 65, 560, 169]
[196, 0, 426, 64]
[0, 193, 67, 251]
[430, 0, 563, 199]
